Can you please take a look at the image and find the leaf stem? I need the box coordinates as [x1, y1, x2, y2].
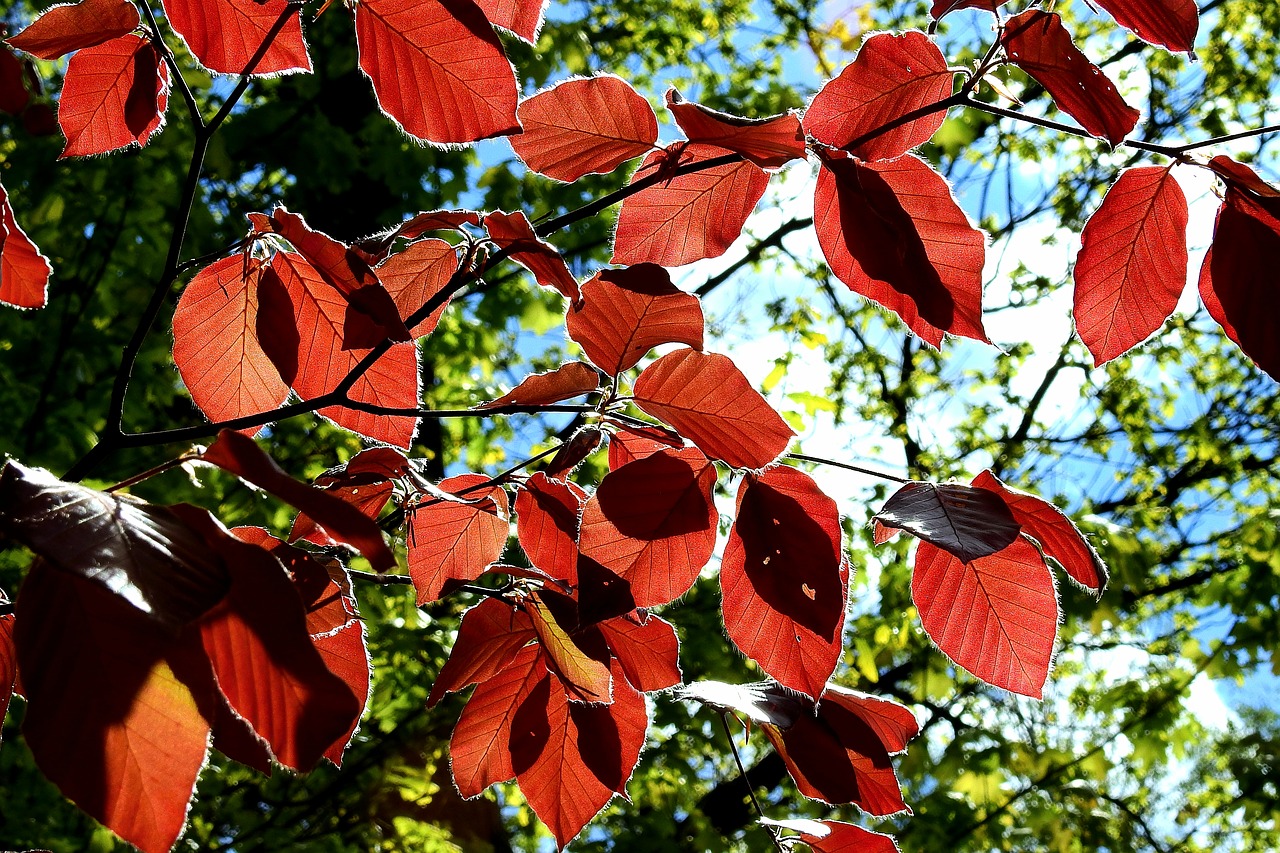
[718, 713, 785, 853]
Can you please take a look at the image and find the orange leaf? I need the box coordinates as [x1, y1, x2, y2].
[665, 88, 805, 169]
[450, 644, 545, 797]
[376, 237, 459, 337]
[0, 179, 53, 309]
[7, 0, 140, 60]
[57, 34, 169, 158]
[515, 472, 585, 582]
[1091, 0, 1199, 54]
[473, 0, 546, 42]
[407, 473, 509, 603]
[484, 210, 580, 301]
[476, 361, 601, 409]
[599, 611, 681, 692]
[429, 597, 536, 706]
[161, 0, 311, 75]
[526, 591, 613, 703]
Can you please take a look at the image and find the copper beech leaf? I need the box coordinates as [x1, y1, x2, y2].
[721, 466, 847, 699]
[7, 0, 140, 60]
[15, 563, 212, 853]
[57, 34, 169, 158]
[1073, 165, 1188, 366]
[510, 75, 658, 182]
[577, 446, 718, 611]
[231, 527, 360, 637]
[566, 264, 705, 375]
[605, 424, 680, 470]
[762, 685, 919, 815]
[815, 151, 988, 348]
[1091, 0, 1199, 54]
[913, 536, 1058, 697]
[352, 0, 520, 145]
[374, 236, 459, 338]
[474, 0, 547, 42]
[543, 426, 604, 481]
[429, 597, 536, 706]
[0, 179, 53, 309]
[160, 0, 311, 75]
[483, 210, 580, 301]
[1199, 171, 1280, 382]
[1001, 11, 1139, 146]
[512, 660, 647, 849]
[798, 821, 900, 853]
[972, 470, 1108, 594]
[634, 349, 794, 469]
[257, 251, 420, 448]
[803, 31, 954, 161]
[407, 473, 509, 603]
[526, 591, 613, 703]
[476, 361, 601, 410]
[515, 472, 585, 582]
[451, 644, 545, 797]
[172, 256, 288, 430]
[612, 142, 769, 267]
[874, 480, 1019, 564]
[354, 209, 480, 264]
[203, 429, 397, 572]
[290, 446, 409, 546]
[0, 461, 229, 628]
[665, 89, 805, 169]
[598, 612, 681, 692]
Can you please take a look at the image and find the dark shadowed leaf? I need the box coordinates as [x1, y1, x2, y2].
[874, 480, 1020, 564]
[289, 447, 408, 546]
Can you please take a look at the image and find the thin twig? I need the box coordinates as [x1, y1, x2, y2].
[786, 452, 911, 484]
[718, 713, 785, 853]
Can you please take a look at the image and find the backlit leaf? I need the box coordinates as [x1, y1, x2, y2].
[160, 0, 310, 75]
[484, 210, 580, 301]
[665, 88, 805, 169]
[429, 597, 536, 706]
[511, 75, 658, 182]
[972, 470, 1108, 594]
[451, 644, 544, 797]
[633, 348, 795, 469]
[1091, 0, 1199, 54]
[1074, 165, 1188, 365]
[1001, 10, 1139, 146]
[0, 179, 53, 309]
[7, 0, 140, 60]
[289, 446, 408, 546]
[407, 473, 509, 603]
[612, 142, 769, 267]
[375, 236, 459, 337]
[814, 151, 988, 348]
[798, 820, 900, 853]
[874, 480, 1019, 564]
[353, 209, 480, 264]
[577, 446, 718, 608]
[474, 0, 547, 42]
[913, 536, 1058, 697]
[721, 466, 847, 699]
[526, 591, 613, 703]
[598, 612, 681, 692]
[515, 472, 585, 582]
[803, 31, 953, 161]
[172, 255, 288, 430]
[675, 680, 807, 727]
[353, 0, 520, 145]
[566, 264, 705, 375]
[606, 424, 680, 469]
[57, 34, 169, 158]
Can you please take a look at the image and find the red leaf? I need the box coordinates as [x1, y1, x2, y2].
[57, 34, 169, 158]
[203, 429, 397, 571]
[7, 0, 140, 60]
[913, 536, 1058, 697]
[1199, 178, 1280, 381]
[599, 612, 681, 692]
[526, 591, 613, 703]
[578, 446, 718, 608]
[429, 597, 536, 705]
[515, 472, 585, 581]
[606, 424, 680, 469]
[290, 446, 408, 546]
[721, 467, 847, 699]
[1208, 155, 1280, 199]
[874, 480, 1020, 564]
[375, 237, 458, 338]
[258, 251, 420, 447]
[483, 209, 580, 301]
[0, 45, 31, 115]
[814, 151, 988, 347]
[972, 470, 1108, 594]
[475, 361, 601, 410]
[15, 564, 212, 853]
[172, 255, 288, 430]
[0, 179, 53, 309]
[1073, 165, 1188, 365]
[665, 89, 805, 169]
[473, 0, 546, 42]
[763, 685, 918, 815]
[160, 0, 310, 75]
[633, 348, 795, 469]
[511, 75, 658, 182]
[872, 519, 899, 545]
[183, 511, 360, 772]
[264, 206, 411, 346]
[612, 142, 769, 267]
[566, 264, 705, 375]
[799, 820, 900, 853]
[312, 621, 370, 765]
[407, 473, 509, 603]
[451, 644, 545, 797]
[353, 0, 520, 145]
[803, 31, 953, 161]
[1091, 0, 1199, 54]
[1001, 11, 1139, 146]
[513, 660, 647, 849]
[0, 608, 14, 742]
[543, 425, 604, 481]
[353, 209, 480, 264]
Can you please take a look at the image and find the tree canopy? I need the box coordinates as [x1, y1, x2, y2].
[0, 0, 1278, 851]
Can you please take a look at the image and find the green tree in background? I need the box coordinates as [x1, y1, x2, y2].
[1, 0, 1278, 851]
